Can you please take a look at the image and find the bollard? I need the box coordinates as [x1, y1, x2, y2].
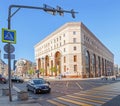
[2, 88, 9, 96]
[17, 91, 28, 100]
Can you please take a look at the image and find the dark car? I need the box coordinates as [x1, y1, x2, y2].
[0, 74, 7, 84]
[11, 76, 24, 83]
[26, 78, 51, 94]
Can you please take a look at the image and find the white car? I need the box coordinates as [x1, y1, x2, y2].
[101, 75, 116, 80]
[108, 75, 116, 80]
[101, 76, 108, 80]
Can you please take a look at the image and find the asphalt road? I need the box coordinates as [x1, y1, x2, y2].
[12, 78, 120, 100]
[1, 78, 120, 106]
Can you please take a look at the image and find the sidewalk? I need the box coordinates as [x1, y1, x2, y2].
[0, 95, 42, 106]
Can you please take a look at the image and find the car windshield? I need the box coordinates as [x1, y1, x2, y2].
[33, 79, 45, 84]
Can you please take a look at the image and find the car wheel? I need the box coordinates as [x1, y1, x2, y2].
[48, 89, 51, 93]
[33, 89, 37, 94]
[26, 87, 29, 91]
[17, 80, 19, 83]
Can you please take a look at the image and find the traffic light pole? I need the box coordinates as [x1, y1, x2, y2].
[7, 4, 78, 101]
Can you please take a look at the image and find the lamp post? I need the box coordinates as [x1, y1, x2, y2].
[7, 4, 78, 101]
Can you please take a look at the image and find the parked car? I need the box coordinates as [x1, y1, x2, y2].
[11, 76, 24, 83]
[0, 74, 7, 84]
[101, 75, 116, 80]
[108, 75, 116, 80]
[26, 78, 51, 94]
[101, 76, 108, 80]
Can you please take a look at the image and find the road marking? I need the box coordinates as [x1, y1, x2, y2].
[47, 100, 66, 106]
[88, 90, 118, 96]
[58, 97, 93, 106]
[76, 82, 83, 90]
[75, 93, 112, 100]
[87, 90, 118, 96]
[93, 89, 120, 93]
[66, 95, 105, 104]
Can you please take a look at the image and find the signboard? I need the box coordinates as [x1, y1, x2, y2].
[4, 44, 15, 53]
[4, 54, 15, 59]
[2, 28, 16, 44]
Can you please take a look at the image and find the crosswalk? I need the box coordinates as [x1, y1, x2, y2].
[44, 82, 120, 106]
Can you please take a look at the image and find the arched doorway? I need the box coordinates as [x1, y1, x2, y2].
[85, 51, 90, 78]
[54, 51, 61, 76]
[45, 55, 49, 76]
[38, 58, 41, 70]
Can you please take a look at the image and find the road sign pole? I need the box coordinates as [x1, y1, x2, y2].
[8, 7, 12, 102]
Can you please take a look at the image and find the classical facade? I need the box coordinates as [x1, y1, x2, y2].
[14, 59, 36, 77]
[0, 59, 8, 76]
[34, 22, 114, 78]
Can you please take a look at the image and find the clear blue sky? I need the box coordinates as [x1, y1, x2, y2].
[0, 0, 120, 66]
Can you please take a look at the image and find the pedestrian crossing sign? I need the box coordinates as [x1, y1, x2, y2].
[2, 28, 16, 44]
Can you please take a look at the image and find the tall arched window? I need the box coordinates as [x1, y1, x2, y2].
[98, 56, 101, 77]
[85, 51, 90, 78]
[102, 58, 104, 76]
[92, 54, 96, 77]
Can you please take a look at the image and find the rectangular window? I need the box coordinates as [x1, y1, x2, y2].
[59, 36, 61, 40]
[74, 55, 77, 62]
[74, 65, 77, 72]
[74, 46, 76, 50]
[73, 38, 76, 43]
[64, 48, 65, 52]
[64, 65, 66, 72]
[64, 56, 66, 63]
[64, 40, 65, 44]
[73, 31, 76, 35]
[60, 42, 61, 46]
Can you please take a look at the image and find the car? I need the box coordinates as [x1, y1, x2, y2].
[26, 78, 51, 94]
[0, 74, 7, 84]
[108, 75, 116, 80]
[11, 76, 24, 83]
[101, 76, 108, 80]
[101, 75, 116, 80]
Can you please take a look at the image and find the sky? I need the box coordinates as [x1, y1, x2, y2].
[0, 0, 120, 66]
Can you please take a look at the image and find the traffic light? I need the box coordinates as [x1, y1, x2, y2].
[71, 9, 75, 18]
[57, 6, 64, 16]
[43, 4, 56, 15]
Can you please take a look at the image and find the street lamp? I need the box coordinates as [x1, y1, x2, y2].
[7, 4, 78, 102]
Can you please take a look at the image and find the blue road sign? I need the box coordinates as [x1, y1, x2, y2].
[2, 28, 16, 44]
[4, 54, 15, 59]
[4, 31, 14, 41]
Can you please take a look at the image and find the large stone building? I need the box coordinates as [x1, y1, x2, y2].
[34, 22, 114, 78]
[0, 59, 8, 76]
[14, 59, 36, 77]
